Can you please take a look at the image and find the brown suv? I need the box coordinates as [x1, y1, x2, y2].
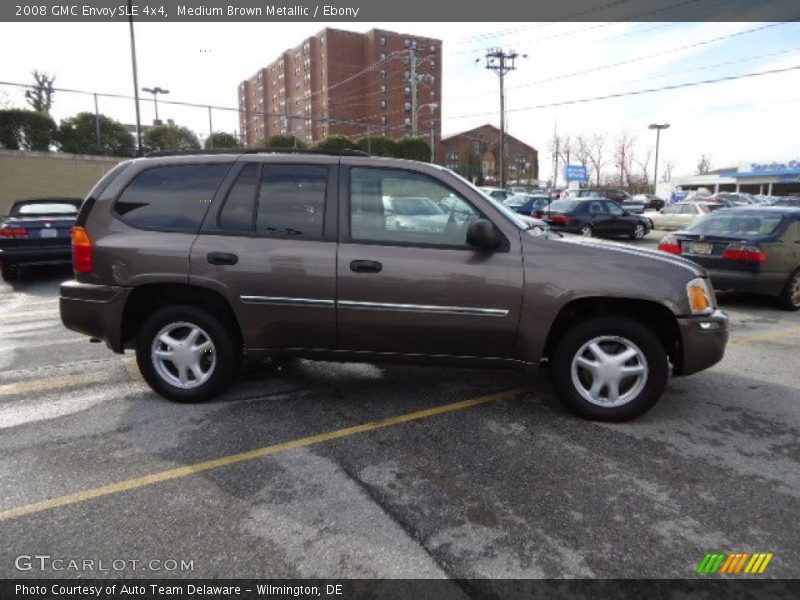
[60, 151, 728, 421]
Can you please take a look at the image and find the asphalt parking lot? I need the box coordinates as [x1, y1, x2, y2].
[0, 232, 799, 581]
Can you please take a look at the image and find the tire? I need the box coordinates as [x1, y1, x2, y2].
[135, 305, 241, 402]
[631, 223, 647, 240]
[1, 262, 18, 282]
[579, 224, 593, 237]
[776, 269, 800, 311]
[549, 316, 669, 421]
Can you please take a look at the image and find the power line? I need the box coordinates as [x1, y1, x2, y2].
[447, 63, 800, 120]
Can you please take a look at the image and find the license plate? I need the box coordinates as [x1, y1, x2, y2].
[690, 241, 712, 255]
[39, 229, 58, 239]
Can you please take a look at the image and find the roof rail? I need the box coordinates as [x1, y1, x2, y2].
[144, 147, 369, 158]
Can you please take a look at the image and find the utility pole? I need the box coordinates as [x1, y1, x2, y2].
[484, 48, 525, 188]
[127, 0, 143, 156]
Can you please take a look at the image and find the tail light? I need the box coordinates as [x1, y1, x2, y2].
[71, 226, 94, 273]
[0, 227, 28, 239]
[550, 214, 570, 225]
[658, 234, 682, 255]
[722, 243, 767, 263]
[532, 210, 543, 219]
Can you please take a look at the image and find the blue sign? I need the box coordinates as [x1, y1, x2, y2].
[565, 164, 588, 182]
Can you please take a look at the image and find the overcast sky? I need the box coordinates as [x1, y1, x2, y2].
[1, 20, 799, 182]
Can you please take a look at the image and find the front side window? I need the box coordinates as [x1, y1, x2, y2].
[350, 168, 481, 246]
[115, 163, 230, 232]
[605, 201, 624, 216]
[256, 164, 327, 238]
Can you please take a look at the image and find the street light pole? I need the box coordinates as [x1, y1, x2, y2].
[649, 123, 670, 193]
[416, 102, 438, 162]
[142, 86, 170, 124]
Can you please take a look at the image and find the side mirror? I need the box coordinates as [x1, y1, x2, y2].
[466, 219, 501, 250]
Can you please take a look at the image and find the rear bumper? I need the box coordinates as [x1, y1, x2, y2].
[706, 268, 786, 297]
[59, 280, 131, 353]
[0, 245, 71, 267]
[675, 309, 728, 376]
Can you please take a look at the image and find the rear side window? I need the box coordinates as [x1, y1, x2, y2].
[256, 164, 327, 238]
[115, 163, 230, 232]
[218, 164, 259, 232]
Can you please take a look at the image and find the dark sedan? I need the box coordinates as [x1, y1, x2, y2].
[538, 198, 651, 239]
[503, 193, 551, 215]
[658, 206, 800, 310]
[0, 198, 82, 280]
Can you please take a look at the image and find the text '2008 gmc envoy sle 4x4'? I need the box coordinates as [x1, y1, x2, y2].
[60, 150, 728, 421]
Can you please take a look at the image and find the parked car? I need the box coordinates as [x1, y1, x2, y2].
[563, 188, 645, 213]
[0, 197, 82, 280]
[539, 198, 651, 239]
[773, 197, 800, 207]
[649, 201, 721, 231]
[707, 192, 756, 207]
[60, 151, 727, 421]
[478, 187, 514, 203]
[383, 196, 450, 232]
[658, 207, 800, 310]
[502, 193, 551, 215]
[634, 194, 666, 211]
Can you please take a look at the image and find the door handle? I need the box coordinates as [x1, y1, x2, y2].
[207, 252, 239, 266]
[350, 260, 382, 273]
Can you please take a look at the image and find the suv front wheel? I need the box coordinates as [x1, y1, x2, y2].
[136, 305, 241, 402]
[550, 316, 668, 421]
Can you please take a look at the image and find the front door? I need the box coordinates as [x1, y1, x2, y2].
[336, 165, 523, 358]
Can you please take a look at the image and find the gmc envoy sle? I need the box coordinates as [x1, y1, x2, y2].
[60, 151, 728, 421]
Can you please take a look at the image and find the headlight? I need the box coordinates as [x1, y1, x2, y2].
[686, 277, 714, 315]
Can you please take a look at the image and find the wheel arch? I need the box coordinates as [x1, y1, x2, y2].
[540, 296, 683, 371]
[120, 283, 243, 351]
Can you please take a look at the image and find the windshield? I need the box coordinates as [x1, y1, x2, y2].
[687, 210, 786, 237]
[505, 194, 529, 206]
[14, 202, 79, 216]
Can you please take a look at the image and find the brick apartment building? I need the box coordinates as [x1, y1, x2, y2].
[238, 28, 442, 150]
[439, 124, 539, 185]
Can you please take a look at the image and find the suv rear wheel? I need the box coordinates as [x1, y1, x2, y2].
[135, 305, 241, 402]
[550, 316, 668, 421]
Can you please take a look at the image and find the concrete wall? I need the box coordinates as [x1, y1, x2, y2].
[0, 150, 122, 215]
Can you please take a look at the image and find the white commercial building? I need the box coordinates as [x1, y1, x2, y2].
[671, 160, 800, 197]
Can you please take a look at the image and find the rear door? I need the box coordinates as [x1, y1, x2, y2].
[191, 155, 338, 351]
[336, 162, 523, 358]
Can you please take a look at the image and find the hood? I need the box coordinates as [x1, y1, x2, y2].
[550, 233, 705, 278]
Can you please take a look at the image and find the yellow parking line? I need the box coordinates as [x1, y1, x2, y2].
[730, 325, 800, 346]
[0, 386, 531, 523]
[0, 371, 114, 397]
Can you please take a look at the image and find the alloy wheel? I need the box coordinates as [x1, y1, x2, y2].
[151, 321, 216, 389]
[570, 335, 649, 407]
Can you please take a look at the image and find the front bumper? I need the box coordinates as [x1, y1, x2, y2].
[60, 280, 131, 353]
[675, 309, 728, 376]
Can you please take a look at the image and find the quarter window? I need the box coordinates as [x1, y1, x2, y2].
[115, 163, 230, 232]
[350, 168, 481, 246]
[256, 164, 327, 238]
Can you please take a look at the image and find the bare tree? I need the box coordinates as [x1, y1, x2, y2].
[0, 90, 12, 109]
[661, 160, 675, 183]
[634, 146, 653, 193]
[697, 154, 712, 174]
[612, 130, 637, 188]
[586, 132, 608, 187]
[24, 70, 56, 113]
